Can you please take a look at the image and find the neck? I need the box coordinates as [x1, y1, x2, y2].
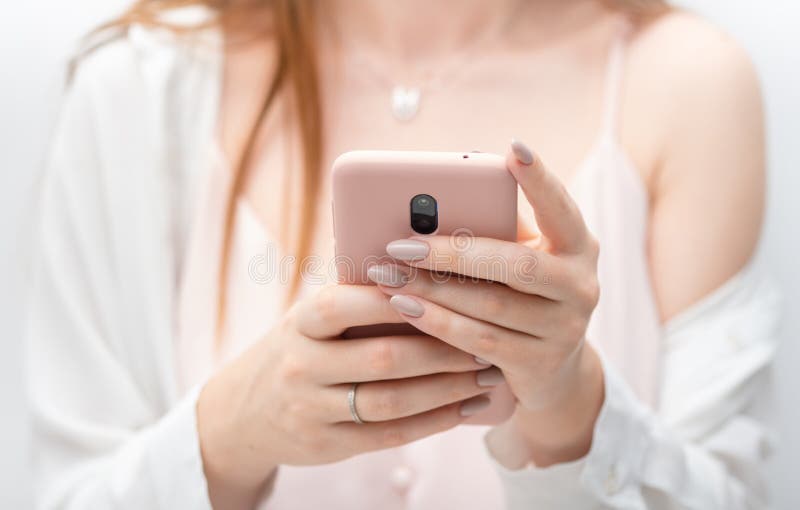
[323, 0, 608, 63]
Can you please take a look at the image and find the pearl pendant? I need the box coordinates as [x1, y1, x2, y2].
[391, 85, 421, 122]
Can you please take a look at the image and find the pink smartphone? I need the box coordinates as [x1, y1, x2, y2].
[331, 150, 518, 425]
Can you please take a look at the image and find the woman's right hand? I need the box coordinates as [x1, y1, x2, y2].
[197, 283, 500, 508]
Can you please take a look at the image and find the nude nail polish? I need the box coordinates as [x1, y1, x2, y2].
[511, 138, 534, 165]
[459, 395, 491, 417]
[386, 239, 430, 261]
[367, 265, 408, 288]
[476, 367, 505, 387]
[389, 295, 425, 318]
[474, 356, 492, 366]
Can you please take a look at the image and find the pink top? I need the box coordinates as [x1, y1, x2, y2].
[176, 26, 662, 509]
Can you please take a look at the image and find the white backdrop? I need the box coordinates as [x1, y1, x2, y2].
[1, 1, 798, 508]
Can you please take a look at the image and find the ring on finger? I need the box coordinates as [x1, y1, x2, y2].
[348, 382, 366, 424]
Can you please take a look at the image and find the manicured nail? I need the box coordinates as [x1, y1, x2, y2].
[476, 367, 505, 387]
[474, 356, 492, 366]
[459, 395, 491, 417]
[389, 295, 425, 318]
[367, 265, 408, 288]
[386, 239, 429, 261]
[511, 138, 534, 165]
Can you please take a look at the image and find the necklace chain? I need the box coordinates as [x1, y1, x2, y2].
[326, 11, 516, 122]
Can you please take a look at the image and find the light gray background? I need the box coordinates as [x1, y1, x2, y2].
[1, 1, 797, 508]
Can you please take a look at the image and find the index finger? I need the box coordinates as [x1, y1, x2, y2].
[293, 284, 405, 339]
[509, 139, 591, 254]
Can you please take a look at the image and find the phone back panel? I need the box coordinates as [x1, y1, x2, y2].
[332, 150, 518, 284]
[332, 151, 518, 425]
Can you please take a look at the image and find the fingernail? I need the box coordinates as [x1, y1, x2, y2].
[476, 367, 505, 387]
[459, 395, 491, 417]
[474, 356, 492, 366]
[386, 239, 429, 261]
[389, 295, 425, 318]
[367, 265, 408, 288]
[511, 138, 534, 165]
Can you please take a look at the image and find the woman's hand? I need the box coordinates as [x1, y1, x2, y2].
[370, 140, 605, 467]
[197, 284, 498, 509]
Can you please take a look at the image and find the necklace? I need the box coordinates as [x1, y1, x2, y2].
[390, 85, 422, 123]
[328, 13, 515, 122]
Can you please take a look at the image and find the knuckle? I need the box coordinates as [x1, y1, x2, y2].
[277, 353, 309, 383]
[434, 345, 472, 374]
[284, 307, 307, 338]
[476, 330, 500, 357]
[380, 426, 408, 448]
[366, 339, 396, 377]
[281, 405, 314, 437]
[564, 314, 589, 343]
[437, 402, 466, 430]
[314, 286, 339, 324]
[481, 289, 506, 318]
[285, 398, 314, 421]
[512, 247, 540, 283]
[429, 308, 453, 337]
[371, 387, 404, 418]
[581, 277, 601, 311]
[451, 374, 478, 399]
[447, 385, 464, 402]
[586, 235, 600, 259]
[571, 273, 599, 313]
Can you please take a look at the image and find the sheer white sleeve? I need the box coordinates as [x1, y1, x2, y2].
[26, 33, 214, 510]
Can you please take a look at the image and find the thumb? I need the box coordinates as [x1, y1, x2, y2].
[508, 139, 590, 254]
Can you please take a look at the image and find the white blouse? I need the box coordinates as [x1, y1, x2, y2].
[26, 13, 781, 510]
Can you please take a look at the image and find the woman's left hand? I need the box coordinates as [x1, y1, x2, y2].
[368, 140, 605, 466]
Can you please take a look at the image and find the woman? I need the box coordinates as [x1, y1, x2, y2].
[27, 0, 780, 508]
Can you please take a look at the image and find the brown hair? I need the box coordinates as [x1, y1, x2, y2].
[101, 0, 668, 338]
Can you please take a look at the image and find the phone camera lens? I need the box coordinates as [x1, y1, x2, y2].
[410, 194, 438, 234]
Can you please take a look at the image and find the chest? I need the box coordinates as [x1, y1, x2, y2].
[242, 46, 620, 250]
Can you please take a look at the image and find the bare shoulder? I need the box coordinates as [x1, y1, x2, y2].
[621, 10, 763, 184]
[629, 10, 761, 114]
[630, 11, 758, 99]
[621, 11, 767, 319]
[630, 10, 756, 72]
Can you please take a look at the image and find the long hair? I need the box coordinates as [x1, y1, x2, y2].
[99, 0, 669, 338]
